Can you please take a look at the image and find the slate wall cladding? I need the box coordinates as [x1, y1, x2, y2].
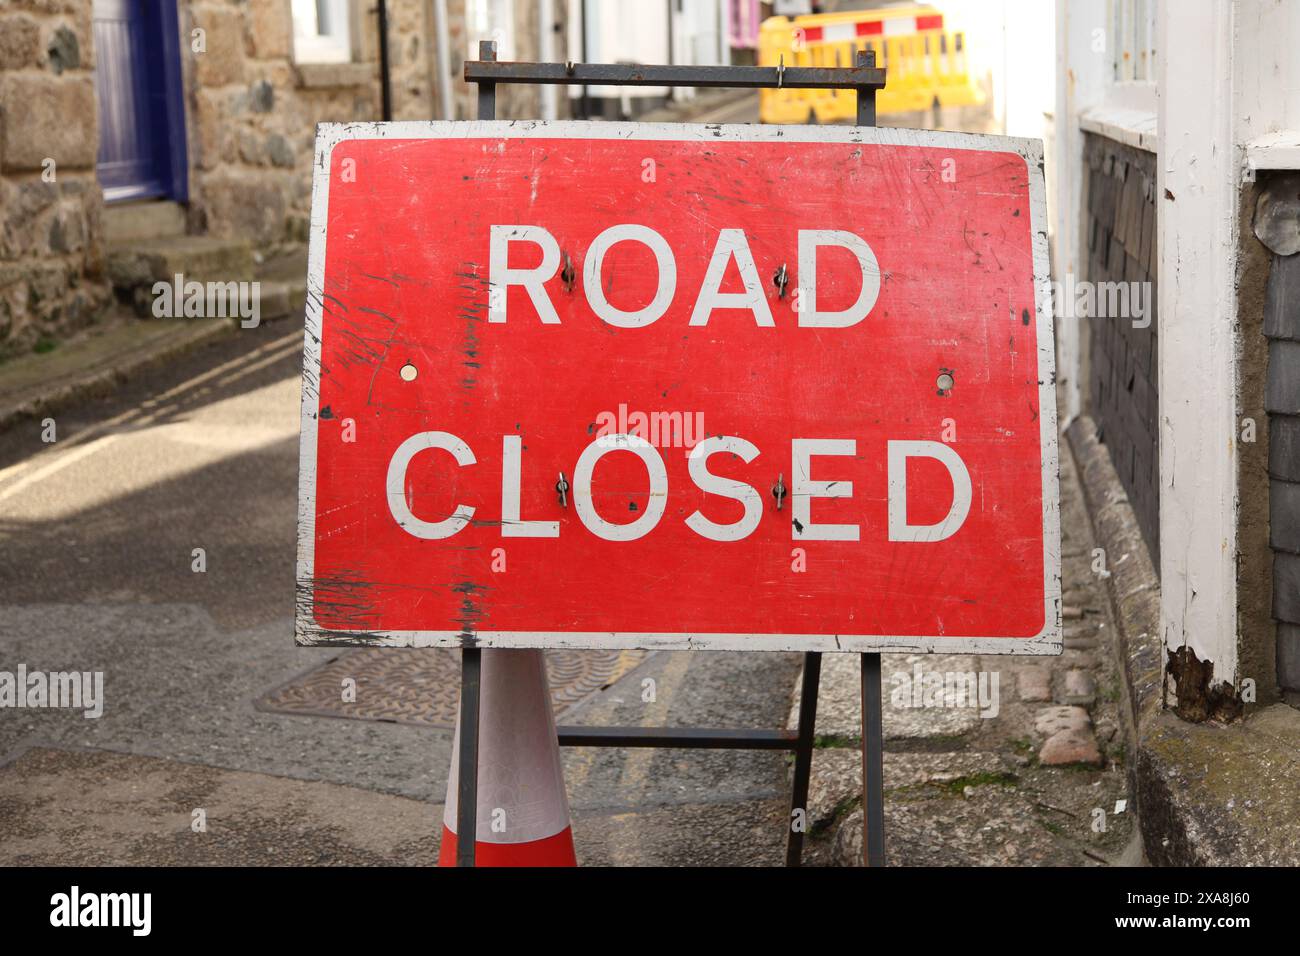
[1264, 250, 1300, 701]
[1083, 132, 1160, 569]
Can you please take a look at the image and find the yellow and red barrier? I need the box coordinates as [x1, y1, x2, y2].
[759, 6, 983, 123]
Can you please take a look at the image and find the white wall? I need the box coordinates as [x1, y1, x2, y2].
[1052, 0, 1244, 687]
[1236, 0, 1300, 141]
[1052, 0, 1108, 425]
[568, 0, 671, 101]
[939, 0, 1056, 139]
[677, 0, 727, 70]
[1054, 0, 1300, 690]
[568, 0, 728, 103]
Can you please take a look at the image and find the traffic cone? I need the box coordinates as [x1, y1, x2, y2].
[438, 649, 577, 866]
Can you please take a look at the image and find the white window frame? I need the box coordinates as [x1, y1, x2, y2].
[1078, 0, 1157, 150]
[292, 0, 353, 64]
[1109, 0, 1156, 87]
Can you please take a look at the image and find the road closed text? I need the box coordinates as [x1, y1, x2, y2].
[386, 432, 972, 544]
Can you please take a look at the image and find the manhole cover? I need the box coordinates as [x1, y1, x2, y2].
[257, 648, 647, 728]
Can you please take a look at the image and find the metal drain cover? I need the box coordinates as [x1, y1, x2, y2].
[258, 648, 646, 728]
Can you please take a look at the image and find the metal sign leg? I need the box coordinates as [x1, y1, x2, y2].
[854, 48, 885, 868]
[451, 37, 498, 872]
[456, 646, 482, 866]
[861, 652, 885, 866]
[785, 651, 822, 866]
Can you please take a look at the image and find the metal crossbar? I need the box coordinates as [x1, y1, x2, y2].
[464, 59, 886, 93]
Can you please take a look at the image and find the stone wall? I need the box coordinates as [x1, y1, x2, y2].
[198, 0, 556, 240]
[0, 0, 575, 358]
[0, 0, 113, 358]
[184, 0, 574, 248]
[183, 0, 387, 248]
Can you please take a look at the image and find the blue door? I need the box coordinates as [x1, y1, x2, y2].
[93, 0, 188, 203]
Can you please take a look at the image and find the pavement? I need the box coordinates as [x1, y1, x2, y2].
[0, 295, 1142, 868]
[791, 442, 1142, 866]
[1070, 415, 1300, 866]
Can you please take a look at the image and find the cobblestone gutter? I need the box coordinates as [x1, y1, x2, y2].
[796, 435, 1136, 867]
[1069, 416, 1300, 866]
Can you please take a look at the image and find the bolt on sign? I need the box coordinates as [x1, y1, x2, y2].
[297, 121, 1061, 654]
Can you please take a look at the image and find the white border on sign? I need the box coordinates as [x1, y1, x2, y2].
[295, 120, 1061, 655]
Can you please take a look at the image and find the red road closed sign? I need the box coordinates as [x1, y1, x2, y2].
[296, 122, 1060, 654]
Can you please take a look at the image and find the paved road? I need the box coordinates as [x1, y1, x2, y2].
[686, 92, 761, 125]
[0, 314, 800, 866]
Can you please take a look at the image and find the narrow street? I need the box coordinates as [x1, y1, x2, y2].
[0, 314, 799, 865]
[0, 299, 1136, 866]
[0, 82, 1143, 868]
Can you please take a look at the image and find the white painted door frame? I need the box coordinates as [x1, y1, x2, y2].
[1156, 0, 1240, 687]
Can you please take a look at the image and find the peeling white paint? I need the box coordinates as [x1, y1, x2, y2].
[1156, 0, 1240, 687]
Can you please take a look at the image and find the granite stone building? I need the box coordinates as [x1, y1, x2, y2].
[0, 0, 575, 357]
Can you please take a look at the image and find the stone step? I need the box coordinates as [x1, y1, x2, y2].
[257, 276, 307, 322]
[0, 306, 236, 433]
[106, 236, 254, 288]
[103, 200, 187, 243]
[106, 236, 255, 316]
[255, 249, 307, 322]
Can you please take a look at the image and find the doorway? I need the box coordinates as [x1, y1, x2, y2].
[92, 0, 189, 203]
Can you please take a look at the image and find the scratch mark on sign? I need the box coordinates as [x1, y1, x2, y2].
[454, 263, 488, 392]
[452, 579, 491, 639]
[304, 569, 378, 631]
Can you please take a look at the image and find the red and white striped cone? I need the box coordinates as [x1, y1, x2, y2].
[438, 649, 577, 866]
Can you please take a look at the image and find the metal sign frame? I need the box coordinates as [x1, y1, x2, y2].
[296, 41, 1059, 868]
